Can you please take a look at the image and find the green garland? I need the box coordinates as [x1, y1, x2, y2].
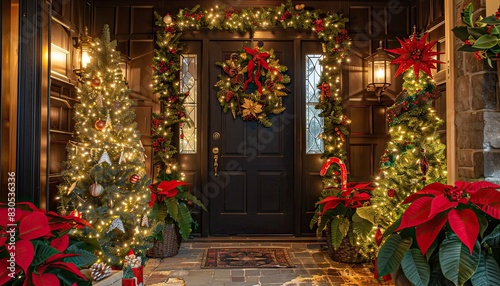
[214, 45, 290, 127]
[152, 0, 351, 185]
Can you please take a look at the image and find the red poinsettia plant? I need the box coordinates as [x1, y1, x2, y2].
[377, 181, 500, 286]
[148, 176, 206, 241]
[310, 181, 374, 252]
[0, 202, 97, 286]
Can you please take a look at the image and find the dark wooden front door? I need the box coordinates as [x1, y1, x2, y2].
[208, 40, 294, 235]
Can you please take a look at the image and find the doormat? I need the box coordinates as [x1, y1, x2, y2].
[201, 248, 296, 268]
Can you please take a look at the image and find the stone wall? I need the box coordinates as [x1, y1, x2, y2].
[454, 0, 500, 182]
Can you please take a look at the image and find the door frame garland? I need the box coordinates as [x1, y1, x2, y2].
[150, 0, 352, 190]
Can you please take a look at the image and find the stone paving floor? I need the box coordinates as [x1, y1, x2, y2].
[143, 239, 392, 286]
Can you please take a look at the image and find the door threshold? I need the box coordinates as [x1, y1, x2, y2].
[190, 236, 325, 243]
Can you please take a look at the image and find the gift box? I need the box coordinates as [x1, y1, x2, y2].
[122, 277, 138, 286]
[123, 250, 144, 286]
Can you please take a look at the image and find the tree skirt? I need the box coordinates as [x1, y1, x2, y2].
[200, 248, 296, 268]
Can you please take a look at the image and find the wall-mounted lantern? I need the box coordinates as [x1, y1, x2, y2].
[119, 54, 131, 85]
[366, 40, 393, 102]
[73, 27, 92, 78]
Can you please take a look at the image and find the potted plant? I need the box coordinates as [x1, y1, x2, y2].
[310, 157, 375, 263]
[147, 170, 207, 258]
[0, 202, 98, 285]
[376, 181, 500, 285]
[452, 3, 500, 68]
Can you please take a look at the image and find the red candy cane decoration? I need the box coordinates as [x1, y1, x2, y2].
[319, 157, 347, 190]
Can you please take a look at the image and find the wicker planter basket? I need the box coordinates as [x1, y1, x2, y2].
[147, 224, 182, 258]
[325, 226, 366, 263]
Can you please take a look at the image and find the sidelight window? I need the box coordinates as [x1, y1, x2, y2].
[179, 54, 197, 154]
[305, 54, 324, 154]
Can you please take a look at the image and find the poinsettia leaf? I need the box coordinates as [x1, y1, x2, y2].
[401, 182, 447, 205]
[338, 216, 350, 238]
[330, 217, 345, 250]
[439, 236, 480, 286]
[19, 211, 51, 240]
[377, 234, 413, 277]
[0, 258, 19, 285]
[415, 213, 448, 255]
[355, 206, 377, 225]
[428, 195, 458, 218]
[32, 273, 59, 286]
[401, 248, 430, 286]
[177, 202, 193, 241]
[31, 240, 59, 267]
[397, 197, 433, 231]
[479, 203, 500, 220]
[15, 239, 35, 274]
[448, 209, 479, 254]
[471, 254, 500, 286]
[50, 234, 69, 252]
[466, 181, 500, 193]
[352, 213, 372, 238]
[165, 197, 179, 221]
[470, 188, 500, 209]
[64, 246, 98, 268]
[478, 213, 489, 238]
[49, 261, 88, 280]
[482, 223, 500, 246]
[321, 200, 343, 215]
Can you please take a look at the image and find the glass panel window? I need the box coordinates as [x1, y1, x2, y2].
[179, 54, 197, 154]
[305, 54, 324, 154]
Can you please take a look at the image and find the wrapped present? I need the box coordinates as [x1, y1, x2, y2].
[123, 250, 143, 286]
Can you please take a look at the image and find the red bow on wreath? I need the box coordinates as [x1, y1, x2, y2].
[243, 47, 270, 94]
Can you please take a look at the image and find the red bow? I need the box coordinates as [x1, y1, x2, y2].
[319, 82, 331, 101]
[242, 47, 270, 94]
[148, 180, 188, 208]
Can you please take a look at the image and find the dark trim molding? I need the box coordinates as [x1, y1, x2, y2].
[16, 0, 46, 205]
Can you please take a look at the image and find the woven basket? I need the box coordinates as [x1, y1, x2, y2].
[325, 226, 366, 263]
[147, 224, 182, 258]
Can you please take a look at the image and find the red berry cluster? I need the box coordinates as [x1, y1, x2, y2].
[184, 12, 203, 21]
[312, 19, 324, 33]
[225, 8, 236, 19]
[164, 26, 176, 34]
[445, 187, 465, 202]
[279, 10, 292, 22]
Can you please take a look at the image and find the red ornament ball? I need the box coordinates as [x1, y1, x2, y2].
[91, 77, 101, 87]
[95, 119, 106, 130]
[89, 183, 104, 197]
[387, 189, 396, 197]
[130, 174, 140, 183]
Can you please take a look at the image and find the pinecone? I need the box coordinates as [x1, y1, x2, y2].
[90, 262, 112, 281]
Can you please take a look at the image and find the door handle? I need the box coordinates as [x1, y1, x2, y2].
[212, 147, 219, 177]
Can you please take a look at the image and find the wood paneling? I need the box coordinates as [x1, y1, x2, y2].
[48, 78, 78, 211]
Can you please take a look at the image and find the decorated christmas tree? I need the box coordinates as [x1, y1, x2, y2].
[369, 32, 447, 249]
[58, 25, 152, 266]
